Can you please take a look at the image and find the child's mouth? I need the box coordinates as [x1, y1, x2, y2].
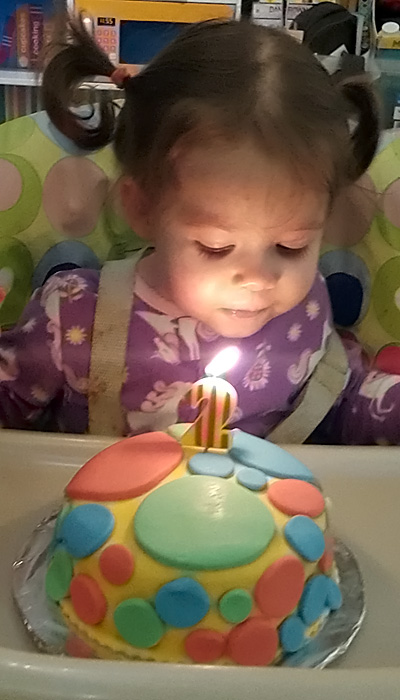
[221, 308, 267, 319]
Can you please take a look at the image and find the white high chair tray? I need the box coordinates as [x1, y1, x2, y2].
[0, 430, 399, 700]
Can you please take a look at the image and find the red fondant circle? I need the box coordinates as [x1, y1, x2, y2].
[185, 629, 226, 663]
[70, 574, 107, 625]
[65, 634, 95, 658]
[66, 432, 183, 501]
[254, 555, 305, 619]
[228, 619, 278, 666]
[318, 536, 335, 573]
[99, 544, 134, 585]
[267, 479, 325, 518]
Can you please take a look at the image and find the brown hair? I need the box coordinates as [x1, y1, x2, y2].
[42, 16, 380, 198]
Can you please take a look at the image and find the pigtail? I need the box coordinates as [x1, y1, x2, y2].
[41, 14, 118, 150]
[337, 77, 381, 182]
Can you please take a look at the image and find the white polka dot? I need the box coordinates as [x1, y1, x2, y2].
[43, 157, 109, 237]
[394, 288, 400, 311]
[0, 160, 22, 211]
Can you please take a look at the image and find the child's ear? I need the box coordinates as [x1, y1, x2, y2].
[119, 177, 153, 240]
[323, 175, 377, 247]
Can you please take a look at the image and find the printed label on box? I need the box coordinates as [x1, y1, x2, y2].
[253, 2, 283, 20]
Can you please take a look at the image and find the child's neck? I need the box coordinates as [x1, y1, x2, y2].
[136, 253, 186, 317]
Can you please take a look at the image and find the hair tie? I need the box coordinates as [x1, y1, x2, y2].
[110, 66, 132, 89]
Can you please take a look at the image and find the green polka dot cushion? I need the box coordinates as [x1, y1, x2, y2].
[0, 111, 145, 328]
[320, 131, 400, 373]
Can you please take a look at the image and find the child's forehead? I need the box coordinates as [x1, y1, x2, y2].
[170, 139, 327, 200]
[170, 138, 273, 182]
[166, 141, 328, 228]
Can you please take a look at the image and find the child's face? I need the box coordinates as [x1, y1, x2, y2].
[141, 140, 328, 338]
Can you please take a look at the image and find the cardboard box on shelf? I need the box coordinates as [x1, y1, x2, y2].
[75, 0, 241, 66]
[252, 1, 284, 28]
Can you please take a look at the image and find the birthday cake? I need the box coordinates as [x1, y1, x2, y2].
[45, 428, 342, 666]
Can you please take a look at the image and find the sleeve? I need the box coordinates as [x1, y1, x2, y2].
[0, 270, 98, 431]
[313, 334, 400, 445]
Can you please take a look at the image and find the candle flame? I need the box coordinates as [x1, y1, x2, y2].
[205, 346, 240, 377]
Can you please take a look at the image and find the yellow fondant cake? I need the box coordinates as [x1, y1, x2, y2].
[45, 428, 342, 666]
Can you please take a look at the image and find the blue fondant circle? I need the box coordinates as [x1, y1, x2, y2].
[326, 577, 342, 610]
[279, 615, 306, 653]
[189, 452, 235, 478]
[299, 575, 330, 625]
[60, 503, 114, 558]
[284, 515, 325, 562]
[235, 466, 269, 490]
[230, 430, 314, 482]
[155, 577, 209, 628]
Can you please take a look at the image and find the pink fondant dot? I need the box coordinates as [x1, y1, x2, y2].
[267, 479, 325, 518]
[66, 432, 183, 501]
[70, 574, 107, 625]
[185, 629, 226, 663]
[228, 619, 278, 666]
[65, 634, 95, 658]
[42, 157, 109, 237]
[0, 160, 22, 211]
[318, 535, 335, 574]
[254, 555, 305, 619]
[99, 544, 134, 585]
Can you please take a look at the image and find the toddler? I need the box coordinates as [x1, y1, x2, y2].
[0, 17, 398, 444]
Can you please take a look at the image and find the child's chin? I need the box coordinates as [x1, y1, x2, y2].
[210, 315, 270, 339]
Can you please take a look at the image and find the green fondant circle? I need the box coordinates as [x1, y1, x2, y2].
[114, 599, 164, 648]
[45, 548, 73, 602]
[0, 155, 41, 237]
[219, 589, 253, 623]
[134, 476, 275, 570]
[373, 257, 400, 340]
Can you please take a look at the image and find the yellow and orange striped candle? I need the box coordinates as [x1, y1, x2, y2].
[185, 347, 239, 449]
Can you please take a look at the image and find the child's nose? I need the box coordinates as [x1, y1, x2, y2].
[233, 255, 279, 291]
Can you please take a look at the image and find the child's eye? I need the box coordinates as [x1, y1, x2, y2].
[276, 244, 308, 258]
[196, 242, 234, 258]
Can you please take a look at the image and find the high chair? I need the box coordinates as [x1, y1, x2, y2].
[0, 109, 146, 329]
[320, 130, 400, 373]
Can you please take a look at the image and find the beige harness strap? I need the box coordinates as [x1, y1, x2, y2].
[89, 252, 348, 442]
[267, 330, 349, 445]
[88, 251, 144, 436]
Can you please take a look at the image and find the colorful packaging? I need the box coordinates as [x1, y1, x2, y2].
[75, 0, 240, 67]
[0, 0, 54, 69]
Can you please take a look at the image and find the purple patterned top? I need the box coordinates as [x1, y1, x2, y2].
[0, 268, 399, 444]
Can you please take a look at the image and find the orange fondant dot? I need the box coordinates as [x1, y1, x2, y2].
[254, 555, 305, 618]
[267, 479, 325, 518]
[228, 619, 278, 666]
[70, 574, 107, 625]
[185, 629, 226, 663]
[318, 535, 335, 573]
[99, 544, 134, 585]
[65, 634, 95, 658]
[66, 432, 183, 501]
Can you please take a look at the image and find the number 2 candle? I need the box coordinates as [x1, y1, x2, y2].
[185, 346, 240, 449]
